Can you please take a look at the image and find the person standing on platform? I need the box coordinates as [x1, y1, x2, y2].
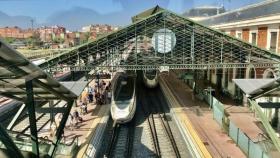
[95, 91, 101, 105]
[73, 110, 81, 127]
[88, 91, 94, 103]
[85, 104, 87, 114]
[107, 90, 112, 104]
[69, 114, 74, 131]
[108, 81, 111, 90]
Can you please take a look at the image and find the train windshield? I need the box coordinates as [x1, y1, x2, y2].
[145, 70, 157, 80]
[114, 75, 134, 106]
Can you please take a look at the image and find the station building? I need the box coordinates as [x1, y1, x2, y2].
[193, 0, 280, 91]
[184, 0, 280, 128]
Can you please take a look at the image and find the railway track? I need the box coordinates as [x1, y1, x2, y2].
[106, 121, 135, 158]
[99, 75, 191, 158]
[141, 91, 181, 158]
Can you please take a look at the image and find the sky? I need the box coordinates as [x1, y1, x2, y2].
[0, 0, 264, 30]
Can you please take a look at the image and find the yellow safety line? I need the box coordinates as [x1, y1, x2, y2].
[160, 77, 212, 158]
[76, 105, 109, 158]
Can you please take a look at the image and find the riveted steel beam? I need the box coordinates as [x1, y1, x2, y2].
[25, 80, 39, 157]
[0, 124, 24, 158]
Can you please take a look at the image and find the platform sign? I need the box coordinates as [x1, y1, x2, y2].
[159, 66, 169, 72]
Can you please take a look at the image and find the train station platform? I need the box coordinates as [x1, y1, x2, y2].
[193, 78, 267, 143]
[7, 77, 113, 157]
[160, 71, 246, 158]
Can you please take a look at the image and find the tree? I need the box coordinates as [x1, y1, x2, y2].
[81, 32, 91, 44]
[2, 37, 16, 44]
[25, 32, 42, 48]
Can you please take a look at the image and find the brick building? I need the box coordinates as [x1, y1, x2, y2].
[199, 0, 280, 54]
[190, 0, 280, 116]
[38, 25, 66, 42]
[81, 24, 118, 35]
[0, 26, 33, 39]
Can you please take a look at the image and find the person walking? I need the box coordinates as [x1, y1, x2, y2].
[85, 104, 88, 114]
[107, 91, 112, 104]
[108, 81, 112, 90]
[69, 114, 74, 131]
[95, 91, 101, 105]
[73, 110, 80, 127]
[88, 91, 94, 103]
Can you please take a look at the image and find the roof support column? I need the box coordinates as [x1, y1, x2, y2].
[25, 79, 40, 157]
[49, 101, 54, 123]
[163, 17, 166, 64]
[220, 37, 224, 63]
[48, 100, 74, 157]
[134, 25, 138, 65]
[191, 24, 194, 65]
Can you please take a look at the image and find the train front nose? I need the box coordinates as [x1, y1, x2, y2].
[114, 107, 130, 122]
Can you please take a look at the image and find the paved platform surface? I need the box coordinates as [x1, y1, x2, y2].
[194, 78, 266, 143]
[38, 79, 111, 146]
[161, 71, 246, 158]
[225, 106, 265, 142]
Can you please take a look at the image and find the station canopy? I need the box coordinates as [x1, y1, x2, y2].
[233, 78, 280, 99]
[39, 6, 280, 72]
[0, 39, 78, 102]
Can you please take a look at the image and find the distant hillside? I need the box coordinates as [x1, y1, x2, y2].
[0, 11, 35, 28]
[45, 7, 130, 31]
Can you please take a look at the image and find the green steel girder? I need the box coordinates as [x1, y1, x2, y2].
[0, 124, 24, 158]
[39, 7, 280, 72]
[248, 99, 280, 152]
[35, 107, 67, 113]
[0, 55, 73, 101]
[25, 80, 40, 157]
[48, 100, 74, 157]
[7, 104, 27, 130]
[258, 102, 280, 108]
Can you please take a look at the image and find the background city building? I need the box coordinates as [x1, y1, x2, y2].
[0, 24, 119, 49]
[197, 0, 280, 54]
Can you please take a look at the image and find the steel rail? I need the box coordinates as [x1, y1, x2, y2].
[139, 91, 161, 157]
[151, 88, 181, 158]
[158, 113, 181, 158]
[126, 120, 135, 158]
[106, 121, 119, 158]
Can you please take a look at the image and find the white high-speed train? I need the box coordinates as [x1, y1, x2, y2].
[111, 72, 136, 124]
[143, 70, 159, 88]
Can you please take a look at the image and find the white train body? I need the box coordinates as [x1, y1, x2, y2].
[143, 70, 159, 88]
[111, 73, 136, 124]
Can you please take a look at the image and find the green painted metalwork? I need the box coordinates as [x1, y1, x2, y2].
[248, 99, 280, 152]
[229, 120, 270, 158]
[39, 7, 280, 72]
[132, 6, 164, 23]
[0, 124, 24, 158]
[25, 80, 40, 157]
[7, 104, 26, 130]
[48, 100, 74, 157]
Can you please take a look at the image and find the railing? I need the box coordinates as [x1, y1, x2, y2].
[202, 91, 271, 158]
[0, 130, 79, 157]
[0, 131, 52, 155]
[248, 99, 280, 152]
[229, 120, 270, 158]
[54, 136, 79, 156]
